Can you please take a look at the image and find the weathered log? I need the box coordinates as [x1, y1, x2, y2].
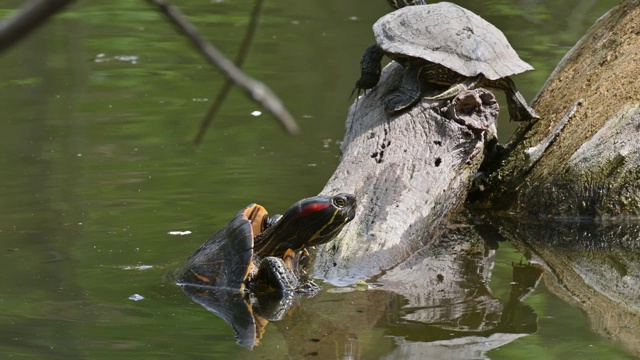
[313, 62, 498, 284]
[473, 0, 640, 218]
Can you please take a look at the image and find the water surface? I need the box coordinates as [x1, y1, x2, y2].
[0, 0, 634, 358]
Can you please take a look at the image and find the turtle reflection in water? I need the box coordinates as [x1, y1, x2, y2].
[177, 193, 356, 349]
[354, 1, 539, 121]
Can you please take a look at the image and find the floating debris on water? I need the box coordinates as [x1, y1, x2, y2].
[355, 280, 371, 291]
[251, 110, 262, 117]
[128, 294, 144, 301]
[120, 265, 154, 271]
[168, 230, 192, 236]
[94, 53, 140, 64]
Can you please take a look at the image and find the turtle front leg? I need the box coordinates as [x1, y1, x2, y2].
[384, 63, 424, 114]
[254, 256, 299, 292]
[351, 44, 385, 99]
[489, 77, 540, 122]
[252, 257, 297, 321]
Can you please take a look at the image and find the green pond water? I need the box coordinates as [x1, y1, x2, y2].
[1, 0, 637, 359]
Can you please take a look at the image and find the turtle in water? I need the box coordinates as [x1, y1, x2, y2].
[178, 193, 355, 348]
[353, 1, 539, 121]
[178, 193, 356, 294]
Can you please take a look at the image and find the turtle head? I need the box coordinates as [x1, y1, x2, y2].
[253, 193, 356, 257]
[387, 0, 426, 9]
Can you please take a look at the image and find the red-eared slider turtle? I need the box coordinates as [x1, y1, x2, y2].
[354, 2, 540, 121]
[178, 193, 355, 348]
[178, 193, 356, 293]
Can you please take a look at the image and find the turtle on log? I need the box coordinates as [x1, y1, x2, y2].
[353, 1, 539, 121]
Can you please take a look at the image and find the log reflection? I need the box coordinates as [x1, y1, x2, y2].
[179, 220, 543, 357]
[272, 223, 541, 358]
[496, 218, 640, 357]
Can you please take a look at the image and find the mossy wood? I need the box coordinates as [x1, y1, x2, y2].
[473, 0, 640, 218]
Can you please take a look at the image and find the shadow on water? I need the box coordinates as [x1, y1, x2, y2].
[0, 0, 631, 358]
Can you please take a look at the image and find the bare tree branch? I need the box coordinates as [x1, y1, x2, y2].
[0, 0, 74, 53]
[147, 0, 300, 135]
[193, 0, 265, 146]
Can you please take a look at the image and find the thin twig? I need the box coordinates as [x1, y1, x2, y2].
[0, 0, 74, 54]
[147, 0, 300, 135]
[193, 0, 265, 146]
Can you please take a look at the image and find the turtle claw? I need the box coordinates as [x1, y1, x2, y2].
[295, 280, 320, 296]
[349, 85, 362, 101]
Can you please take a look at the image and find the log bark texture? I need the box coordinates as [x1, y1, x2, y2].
[473, 0, 640, 218]
[313, 62, 498, 284]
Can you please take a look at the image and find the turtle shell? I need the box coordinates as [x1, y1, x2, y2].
[374, 2, 533, 80]
[178, 203, 268, 291]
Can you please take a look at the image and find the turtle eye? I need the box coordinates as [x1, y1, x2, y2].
[332, 195, 348, 208]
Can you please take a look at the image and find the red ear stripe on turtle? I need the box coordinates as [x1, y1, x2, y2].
[296, 202, 331, 218]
